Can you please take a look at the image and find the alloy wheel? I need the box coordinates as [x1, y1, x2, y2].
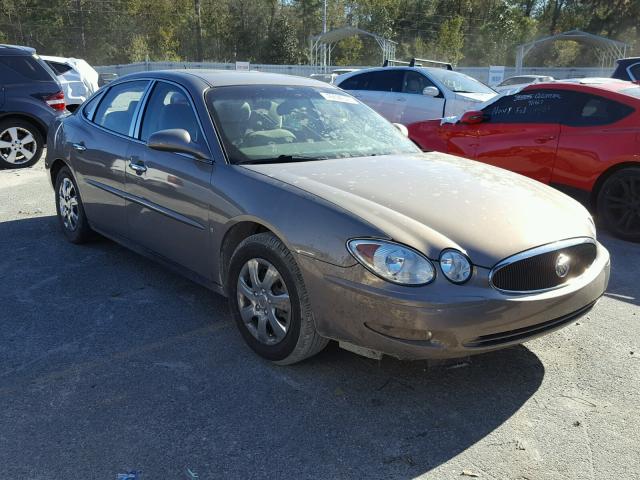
[0, 127, 37, 165]
[236, 258, 291, 346]
[58, 177, 79, 231]
[601, 173, 640, 237]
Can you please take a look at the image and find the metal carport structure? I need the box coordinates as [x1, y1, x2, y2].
[310, 26, 396, 72]
[515, 29, 629, 73]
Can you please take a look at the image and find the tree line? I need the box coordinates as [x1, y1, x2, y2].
[0, 0, 637, 67]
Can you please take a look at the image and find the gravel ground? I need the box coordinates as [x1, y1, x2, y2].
[0, 160, 638, 480]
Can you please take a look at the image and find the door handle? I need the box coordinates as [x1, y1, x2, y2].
[72, 143, 86, 152]
[128, 158, 147, 175]
[534, 135, 556, 144]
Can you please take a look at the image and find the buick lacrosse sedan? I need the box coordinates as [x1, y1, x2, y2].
[46, 71, 610, 364]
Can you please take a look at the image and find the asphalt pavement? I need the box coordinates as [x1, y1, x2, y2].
[1, 160, 638, 479]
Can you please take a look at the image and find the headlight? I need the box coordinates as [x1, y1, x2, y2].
[347, 239, 435, 286]
[439, 249, 472, 284]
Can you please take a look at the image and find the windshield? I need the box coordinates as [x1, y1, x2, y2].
[206, 85, 419, 164]
[425, 68, 495, 94]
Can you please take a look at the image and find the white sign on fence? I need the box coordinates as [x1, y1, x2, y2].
[235, 61, 250, 71]
[488, 66, 505, 86]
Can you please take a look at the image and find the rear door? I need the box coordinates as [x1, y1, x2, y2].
[474, 89, 563, 183]
[396, 70, 445, 123]
[338, 70, 404, 122]
[125, 80, 214, 280]
[70, 80, 150, 239]
[552, 91, 636, 195]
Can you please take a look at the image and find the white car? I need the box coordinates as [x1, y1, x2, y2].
[494, 75, 554, 94]
[310, 68, 359, 84]
[41, 55, 99, 112]
[336, 66, 497, 124]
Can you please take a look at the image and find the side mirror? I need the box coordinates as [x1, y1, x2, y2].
[422, 86, 440, 97]
[147, 129, 210, 160]
[392, 123, 409, 137]
[459, 110, 486, 125]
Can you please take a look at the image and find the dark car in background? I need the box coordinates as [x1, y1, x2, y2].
[0, 44, 66, 168]
[612, 57, 640, 83]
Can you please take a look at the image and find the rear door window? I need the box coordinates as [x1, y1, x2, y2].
[339, 70, 404, 92]
[93, 81, 149, 136]
[629, 63, 640, 81]
[82, 92, 104, 120]
[562, 92, 634, 127]
[338, 72, 371, 90]
[483, 89, 566, 123]
[46, 61, 73, 75]
[0, 55, 55, 82]
[366, 70, 404, 92]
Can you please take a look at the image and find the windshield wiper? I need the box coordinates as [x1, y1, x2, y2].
[235, 154, 328, 165]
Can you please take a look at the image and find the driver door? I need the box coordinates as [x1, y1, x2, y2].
[396, 71, 445, 124]
[124, 80, 214, 280]
[473, 89, 562, 184]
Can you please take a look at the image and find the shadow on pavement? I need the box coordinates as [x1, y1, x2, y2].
[0, 216, 544, 478]
[598, 233, 639, 307]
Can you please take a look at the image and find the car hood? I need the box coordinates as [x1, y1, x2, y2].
[243, 153, 594, 268]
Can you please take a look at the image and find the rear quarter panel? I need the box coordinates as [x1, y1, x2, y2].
[552, 98, 640, 193]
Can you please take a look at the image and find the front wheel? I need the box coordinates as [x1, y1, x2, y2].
[596, 167, 640, 242]
[227, 232, 328, 365]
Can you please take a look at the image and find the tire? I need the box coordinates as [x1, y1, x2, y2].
[54, 166, 93, 244]
[596, 167, 640, 242]
[227, 232, 328, 365]
[0, 119, 44, 169]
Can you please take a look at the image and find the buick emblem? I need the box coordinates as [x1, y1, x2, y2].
[555, 253, 571, 278]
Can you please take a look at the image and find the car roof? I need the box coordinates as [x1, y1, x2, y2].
[40, 55, 79, 65]
[509, 75, 548, 79]
[119, 69, 334, 89]
[336, 65, 454, 81]
[0, 44, 36, 56]
[617, 57, 640, 65]
[523, 78, 640, 97]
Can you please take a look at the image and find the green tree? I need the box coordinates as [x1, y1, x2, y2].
[265, 14, 298, 64]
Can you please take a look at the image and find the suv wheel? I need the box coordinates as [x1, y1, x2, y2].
[0, 119, 44, 169]
[228, 232, 328, 364]
[597, 167, 640, 242]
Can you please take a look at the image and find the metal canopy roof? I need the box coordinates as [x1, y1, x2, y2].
[310, 27, 396, 72]
[515, 29, 629, 72]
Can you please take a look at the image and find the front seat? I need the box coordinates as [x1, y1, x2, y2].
[215, 101, 252, 146]
[157, 103, 200, 143]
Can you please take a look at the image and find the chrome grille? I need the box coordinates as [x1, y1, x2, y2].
[490, 238, 597, 293]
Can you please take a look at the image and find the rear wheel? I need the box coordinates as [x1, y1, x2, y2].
[597, 167, 640, 242]
[54, 167, 93, 244]
[0, 119, 44, 169]
[227, 232, 328, 364]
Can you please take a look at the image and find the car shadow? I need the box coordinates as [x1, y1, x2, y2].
[0, 215, 545, 479]
[597, 232, 640, 307]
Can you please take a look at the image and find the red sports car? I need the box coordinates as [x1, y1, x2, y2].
[408, 79, 640, 242]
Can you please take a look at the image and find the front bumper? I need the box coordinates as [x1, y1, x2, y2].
[297, 241, 610, 360]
